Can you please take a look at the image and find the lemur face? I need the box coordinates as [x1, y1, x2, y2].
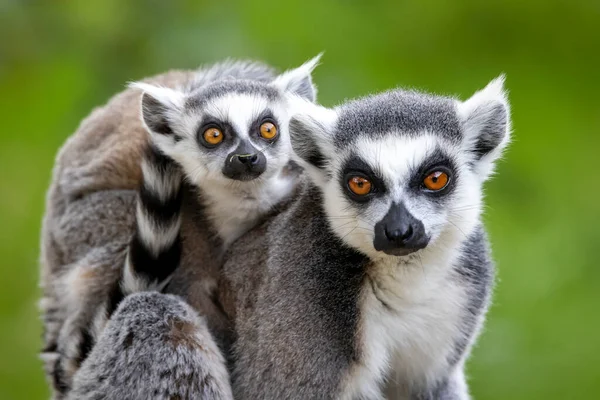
[333, 134, 473, 258]
[159, 82, 293, 184]
[133, 55, 321, 187]
[290, 77, 510, 260]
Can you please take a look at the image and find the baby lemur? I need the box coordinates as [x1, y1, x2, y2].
[40, 56, 320, 399]
[74, 77, 510, 399]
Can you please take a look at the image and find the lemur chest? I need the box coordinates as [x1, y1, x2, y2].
[207, 197, 268, 247]
[200, 174, 296, 247]
[344, 266, 467, 398]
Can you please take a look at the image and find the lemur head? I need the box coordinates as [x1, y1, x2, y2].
[131, 56, 320, 186]
[290, 77, 510, 260]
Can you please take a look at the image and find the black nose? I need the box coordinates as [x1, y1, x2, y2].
[373, 202, 429, 256]
[385, 224, 414, 244]
[222, 143, 267, 181]
[237, 154, 260, 165]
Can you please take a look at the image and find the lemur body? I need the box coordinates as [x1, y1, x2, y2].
[65, 77, 508, 399]
[218, 78, 510, 399]
[40, 57, 319, 399]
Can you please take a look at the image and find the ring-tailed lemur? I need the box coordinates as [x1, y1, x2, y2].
[119, 53, 320, 302]
[45, 56, 321, 399]
[219, 77, 510, 399]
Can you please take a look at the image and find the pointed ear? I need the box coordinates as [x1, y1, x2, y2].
[288, 102, 337, 182]
[129, 82, 185, 136]
[457, 75, 511, 180]
[272, 53, 322, 102]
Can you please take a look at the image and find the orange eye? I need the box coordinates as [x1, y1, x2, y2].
[423, 171, 449, 191]
[259, 122, 277, 140]
[348, 176, 372, 196]
[203, 127, 223, 145]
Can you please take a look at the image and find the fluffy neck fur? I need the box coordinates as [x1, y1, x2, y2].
[346, 237, 471, 399]
[197, 166, 298, 248]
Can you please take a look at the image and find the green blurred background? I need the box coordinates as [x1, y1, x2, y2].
[1, 0, 598, 399]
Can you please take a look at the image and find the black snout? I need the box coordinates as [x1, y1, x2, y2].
[373, 202, 429, 256]
[222, 142, 266, 181]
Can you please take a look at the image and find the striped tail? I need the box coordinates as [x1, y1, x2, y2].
[123, 143, 184, 295]
[107, 143, 184, 318]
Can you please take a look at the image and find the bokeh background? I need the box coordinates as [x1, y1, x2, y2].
[1, 1, 598, 399]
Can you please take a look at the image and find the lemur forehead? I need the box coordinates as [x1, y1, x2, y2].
[333, 89, 462, 148]
[185, 80, 280, 110]
[345, 134, 459, 185]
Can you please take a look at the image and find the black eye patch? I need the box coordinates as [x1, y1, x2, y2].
[196, 116, 236, 150]
[249, 109, 280, 141]
[340, 156, 387, 202]
[408, 148, 458, 198]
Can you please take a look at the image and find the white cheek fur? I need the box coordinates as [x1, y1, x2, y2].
[322, 134, 483, 260]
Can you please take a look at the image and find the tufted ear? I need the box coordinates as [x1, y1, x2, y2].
[288, 101, 338, 184]
[272, 53, 322, 102]
[129, 82, 185, 136]
[457, 75, 511, 181]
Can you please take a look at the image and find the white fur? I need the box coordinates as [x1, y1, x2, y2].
[122, 256, 145, 294]
[143, 90, 295, 193]
[162, 92, 299, 247]
[349, 249, 469, 399]
[199, 168, 297, 248]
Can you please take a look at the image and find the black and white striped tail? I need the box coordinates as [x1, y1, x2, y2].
[123, 143, 183, 295]
[108, 143, 184, 317]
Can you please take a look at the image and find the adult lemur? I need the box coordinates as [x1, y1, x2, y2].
[39, 56, 320, 399]
[219, 77, 510, 399]
[74, 77, 510, 399]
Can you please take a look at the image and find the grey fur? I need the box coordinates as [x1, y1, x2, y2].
[186, 80, 281, 109]
[41, 189, 135, 398]
[334, 89, 462, 146]
[464, 102, 508, 159]
[69, 292, 232, 400]
[185, 59, 277, 92]
[220, 181, 367, 399]
[141, 94, 177, 135]
[447, 226, 494, 367]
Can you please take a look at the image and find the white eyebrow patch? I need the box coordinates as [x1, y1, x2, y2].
[203, 93, 272, 141]
[351, 133, 442, 197]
